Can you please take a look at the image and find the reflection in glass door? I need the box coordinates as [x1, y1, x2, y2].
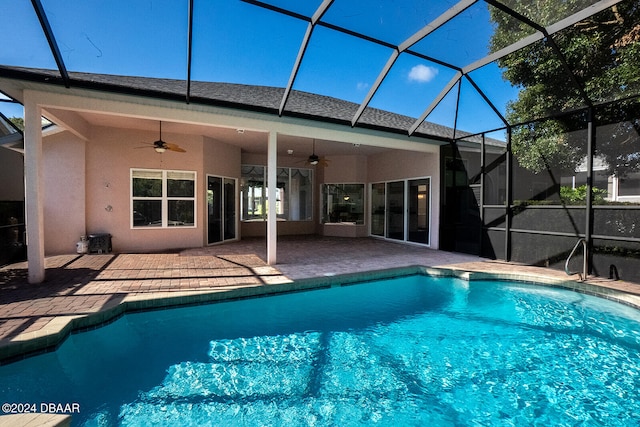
[386, 181, 405, 241]
[223, 178, 236, 240]
[208, 175, 236, 244]
[408, 178, 430, 244]
[371, 183, 385, 236]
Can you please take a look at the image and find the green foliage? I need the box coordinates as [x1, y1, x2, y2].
[9, 117, 24, 131]
[489, 2, 640, 175]
[559, 185, 606, 204]
[511, 119, 585, 173]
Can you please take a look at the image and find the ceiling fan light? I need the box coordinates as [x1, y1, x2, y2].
[155, 146, 166, 153]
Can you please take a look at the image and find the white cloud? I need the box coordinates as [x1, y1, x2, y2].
[408, 65, 438, 83]
[357, 82, 370, 91]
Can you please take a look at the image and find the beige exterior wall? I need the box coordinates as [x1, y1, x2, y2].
[43, 132, 86, 255]
[203, 136, 241, 178]
[324, 154, 368, 183]
[203, 137, 242, 243]
[40, 126, 440, 254]
[84, 126, 205, 253]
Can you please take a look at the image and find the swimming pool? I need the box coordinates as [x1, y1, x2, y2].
[1, 274, 640, 426]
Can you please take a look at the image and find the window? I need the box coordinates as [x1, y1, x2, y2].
[322, 183, 365, 224]
[131, 169, 196, 228]
[240, 165, 313, 221]
[240, 166, 265, 221]
[619, 172, 640, 197]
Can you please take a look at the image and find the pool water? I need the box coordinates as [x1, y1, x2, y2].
[2, 275, 640, 426]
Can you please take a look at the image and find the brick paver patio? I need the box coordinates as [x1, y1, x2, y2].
[1, 236, 638, 363]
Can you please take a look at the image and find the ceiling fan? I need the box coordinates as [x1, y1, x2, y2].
[143, 121, 186, 153]
[307, 139, 329, 167]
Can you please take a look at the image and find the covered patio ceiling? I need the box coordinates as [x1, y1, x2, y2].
[63, 110, 394, 157]
[1, 0, 637, 149]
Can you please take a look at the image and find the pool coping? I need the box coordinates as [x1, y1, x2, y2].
[1, 265, 639, 365]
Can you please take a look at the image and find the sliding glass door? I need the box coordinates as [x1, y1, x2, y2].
[387, 181, 405, 241]
[208, 175, 236, 244]
[408, 178, 430, 244]
[371, 183, 385, 236]
[370, 177, 430, 245]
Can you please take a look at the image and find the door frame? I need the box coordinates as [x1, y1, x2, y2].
[206, 174, 239, 245]
[369, 176, 432, 247]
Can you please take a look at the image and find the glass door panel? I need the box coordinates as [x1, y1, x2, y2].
[408, 178, 430, 244]
[371, 183, 385, 236]
[223, 178, 236, 240]
[208, 176, 222, 244]
[208, 175, 236, 244]
[386, 181, 405, 241]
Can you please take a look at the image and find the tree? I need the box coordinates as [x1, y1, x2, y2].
[9, 117, 24, 131]
[489, 1, 640, 176]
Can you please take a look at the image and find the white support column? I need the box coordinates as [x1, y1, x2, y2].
[24, 94, 46, 283]
[266, 131, 277, 265]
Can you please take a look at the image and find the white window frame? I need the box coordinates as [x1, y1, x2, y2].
[131, 168, 197, 229]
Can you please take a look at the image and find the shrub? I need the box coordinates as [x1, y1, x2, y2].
[559, 185, 606, 204]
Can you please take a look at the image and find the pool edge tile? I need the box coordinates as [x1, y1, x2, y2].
[2, 265, 639, 364]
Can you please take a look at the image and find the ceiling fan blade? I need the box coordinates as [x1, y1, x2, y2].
[164, 142, 186, 153]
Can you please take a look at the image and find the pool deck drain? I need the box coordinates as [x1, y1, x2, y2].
[1, 236, 638, 364]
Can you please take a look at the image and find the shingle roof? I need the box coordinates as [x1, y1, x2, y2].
[0, 66, 472, 142]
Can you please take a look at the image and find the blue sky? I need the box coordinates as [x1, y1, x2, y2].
[0, 0, 520, 136]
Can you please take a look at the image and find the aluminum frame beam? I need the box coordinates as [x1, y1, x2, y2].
[351, 0, 476, 127]
[278, 0, 333, 115]
[186, 0, 194, 104]
[463, 0, 624, 74]
[409, 71, 462, 136]
[31, 0, 69, 87]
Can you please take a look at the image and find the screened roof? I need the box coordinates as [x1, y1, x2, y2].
[0, 0, 638, 141]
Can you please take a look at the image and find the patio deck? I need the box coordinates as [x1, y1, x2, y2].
[1, 236, 639, 363]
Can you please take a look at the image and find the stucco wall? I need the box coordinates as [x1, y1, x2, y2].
[323, 154, 368, 183]
[42, 124, 441, 253]
[203, 137, 241, 243]
[203, 136, 241, 178]
[43, 132, 86, 255]
[85, 126, 205, 253]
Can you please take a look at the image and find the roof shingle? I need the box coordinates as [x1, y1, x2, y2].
[0, 66, 477, 142]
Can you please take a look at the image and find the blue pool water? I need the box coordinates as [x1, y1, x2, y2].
[2, 275, 640, 426]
